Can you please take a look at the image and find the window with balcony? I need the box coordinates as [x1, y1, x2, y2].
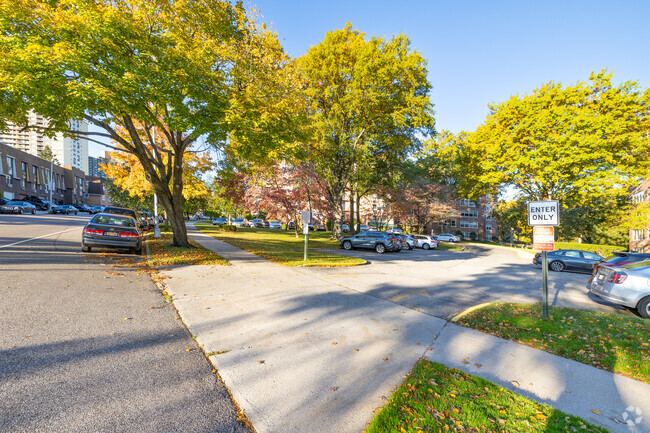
[460, 210, 478, 218]
[632, 191, 646, 204]
[632, 229, 645, 241]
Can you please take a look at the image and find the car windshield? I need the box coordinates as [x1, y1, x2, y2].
[6, 201, 24, 205]
[234, 219, 244, 222]
[91, 215, 136, 227]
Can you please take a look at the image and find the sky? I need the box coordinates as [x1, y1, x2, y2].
[90, 0, 650, 156]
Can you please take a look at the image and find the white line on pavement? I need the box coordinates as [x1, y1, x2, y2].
[0, 227, 81, 249]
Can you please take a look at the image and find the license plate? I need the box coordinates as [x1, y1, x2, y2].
[105, 232, 118, 237]
[598, 273, 605, 281]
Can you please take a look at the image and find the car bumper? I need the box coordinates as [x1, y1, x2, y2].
[83, 236, 141, 250]
[589, 280, 644, 309]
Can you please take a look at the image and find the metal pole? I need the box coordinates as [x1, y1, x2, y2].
[154, 193, 161, 238]
[542, 250, 549, 318]
[304, 226, 308, 261]
[49, 158, 53, 205]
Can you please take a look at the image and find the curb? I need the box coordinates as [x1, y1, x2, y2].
[450, 302, 494, 322]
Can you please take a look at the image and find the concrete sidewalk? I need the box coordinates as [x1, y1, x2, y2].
[158, 224, 649, 433]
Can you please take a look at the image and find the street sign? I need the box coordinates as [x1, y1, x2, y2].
[301, 210, 312, 224]
[533, 226, 554, 251]
[303, 223, 309, 235]
[527, 200, 560, 226]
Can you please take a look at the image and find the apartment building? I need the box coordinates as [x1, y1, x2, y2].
[0, 111, 89, 174]
[0, 141, 86, 204]
[433, 196, 497, 241]
[88, 154, 109, 178]
[629, 179, 650, 253]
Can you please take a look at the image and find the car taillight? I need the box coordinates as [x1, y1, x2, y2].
[84, 228, 103, 235]
[607, 272, 627, 284]
[119, 232, 139, 239]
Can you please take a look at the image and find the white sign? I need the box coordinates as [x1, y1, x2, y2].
[527, 200, 559, 226]
[303, 223, 309, 235]
[301, 210, 312, 224]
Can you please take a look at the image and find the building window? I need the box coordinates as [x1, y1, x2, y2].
[632, 191, 645, 204]
[7, 156, 15, 185]
[460, 199, 477, 207]
[32, 166, 39, 185]
[462, 231, 472, 239]
[486, 234, 493, 241]
[632, 229, 645, 241]
[450, 220, 456, 228]
[631, 247, 643, 253]
[460, 210, 479, 218]
[460, 221, 478, 229]
[486, 224, 492, 232]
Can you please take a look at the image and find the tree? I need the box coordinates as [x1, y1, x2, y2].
[38, 145, 59, 164]
[0, 0, 287, 247]
[390, 178, 457, 234]
[297, 24, 435, 238]
[457, 70, 650, 206]
[490, 199, 530, 244]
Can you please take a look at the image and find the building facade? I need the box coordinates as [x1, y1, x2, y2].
[0, 111, 89, 175]
[629, 180, 650, 253]
[433, 196, 497, 241]
[88, 154, 109, 178]
[0, 141, 86, 204]
[85, 176, 110, 206]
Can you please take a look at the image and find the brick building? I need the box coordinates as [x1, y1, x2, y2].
[432, 196, 498, 241]
[0, 141, 86, 204]
[629, 179, 650, 253]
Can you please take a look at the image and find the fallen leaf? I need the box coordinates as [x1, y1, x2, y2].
[592, 409, 601, 415]
[330, 386, 339, 391]
[258, 360, 265, 364]
[510, 381, 520, 387]
[474, 363, 482, 368]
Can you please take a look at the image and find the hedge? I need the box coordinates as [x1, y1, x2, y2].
[553, 242, 625, 256]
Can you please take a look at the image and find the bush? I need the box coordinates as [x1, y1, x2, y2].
[326, 219, 332, 231]
[454, 230, 463, 238]
[554, 242, 624, 256]
[470, 231, 477, 240]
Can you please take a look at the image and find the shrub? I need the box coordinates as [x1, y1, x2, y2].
[326, 219, 332, 231]
[470, 231, 477, 240]
[554, 242, 624, 256]
[213, 224, 237, 232]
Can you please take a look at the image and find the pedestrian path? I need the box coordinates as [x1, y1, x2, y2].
[157, 224, 650, 433]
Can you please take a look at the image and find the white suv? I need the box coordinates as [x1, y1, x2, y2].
[436, 233, 461, 242]
[413, 235, 438, 250]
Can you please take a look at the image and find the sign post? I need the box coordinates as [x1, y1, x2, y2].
[528, 201, 559, 319]
[302, 210, 312, 261]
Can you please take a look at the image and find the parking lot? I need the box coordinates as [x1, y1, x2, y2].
[304, 243, 629, 319]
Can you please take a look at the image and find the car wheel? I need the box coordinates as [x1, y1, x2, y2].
[549, 261, 565, 272]
[375, 243, 386, 254]
[82, 245, 91, 253]
[343, 240, 353, 250]
[134, 245, 143, 255]
[19, 209, 24, 215]
[423, 243, 430, 250]
[637, 296, 650, 319]
[32, 209, 35, 214]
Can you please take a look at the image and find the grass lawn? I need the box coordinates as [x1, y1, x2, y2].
[146, 231, 229, 267]
[366, 360, 607, 433]
[437, 242, 464, 251]
[457, 303, 650, 383]
[195, 223, 367, 267]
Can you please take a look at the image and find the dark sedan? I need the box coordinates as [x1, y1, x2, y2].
[52, 205, 78, 215]
[0, 201, 36, 214]
[340, 231, 399, 254]
[82, 213, 143, 255]
[533, 249, 603, 273]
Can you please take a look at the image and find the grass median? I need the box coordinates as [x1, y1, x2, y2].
[457, 302, 650, 383]
[367, 360, 606, 432]
[196, 223, 367, 267]
[146, 231, 229, 267]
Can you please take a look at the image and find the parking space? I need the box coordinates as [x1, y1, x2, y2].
[304, 243, 629, 319]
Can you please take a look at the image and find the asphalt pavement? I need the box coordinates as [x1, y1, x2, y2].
[0, 213, 250, 433]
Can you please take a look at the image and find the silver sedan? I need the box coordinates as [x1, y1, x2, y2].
[590, 260, 650, 318]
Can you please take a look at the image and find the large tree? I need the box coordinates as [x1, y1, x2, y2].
[457, 70, 650, 205]
[0, 0, 288, 246]
[297, 24, 435, 238]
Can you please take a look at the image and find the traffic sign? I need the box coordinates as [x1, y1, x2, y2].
[527, 200, 559, 226]
[533, 226, 554, 251]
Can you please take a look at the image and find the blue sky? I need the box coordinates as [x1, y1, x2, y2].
[90, 0, 650, 156]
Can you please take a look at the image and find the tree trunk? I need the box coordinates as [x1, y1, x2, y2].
[349, 190, 356, 235]
[355, 194, 361, 231]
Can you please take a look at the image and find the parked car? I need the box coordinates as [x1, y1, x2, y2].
[82, 213, 143, 255]
[52, 204, 78, 215]
[340, 231, 400, 254]
[0, 200, 36, 214]
[22, 197, 50, 211]
[68, 203, 91, 213]
[288, 221, 295, 230]
[359, 224, 369, 231]
[589, 252, 650, 282]
[231, 218, 249, 227]
[264, 221, 270, 228]
[387, 227, 404, 235]
[436, 233, 461, 242]
[89, 205, 105, 214]
[590, 260, 650, 318]
[0, 198, 8, 206]
[212, 217, 228, 225]
[413, 234, 439, 250]
[315, 223, 326, 231]
[249, 219, 265, 228]
[268, 220, 282, 229]
[533, 249, 603, 273]
[342, 224, 350, 233]
[394, 233, 416, 250]
[102, 206, 146, 230]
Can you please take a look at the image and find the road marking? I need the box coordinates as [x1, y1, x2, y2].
[0, 227, 81, 249]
